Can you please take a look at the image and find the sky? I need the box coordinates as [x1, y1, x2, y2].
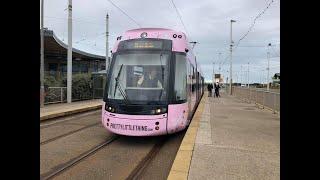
[42, 0, 280, 83]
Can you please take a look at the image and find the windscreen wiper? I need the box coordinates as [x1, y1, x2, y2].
[114, 64, 130, 104]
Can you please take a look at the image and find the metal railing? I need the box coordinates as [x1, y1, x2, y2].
[44, 86, 104, 104]
[231, 86, 280, 113]
[43, 70, 106, 105]
[45, 87, 67, 104]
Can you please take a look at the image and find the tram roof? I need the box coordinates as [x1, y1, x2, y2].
[112, 28, 203, 76]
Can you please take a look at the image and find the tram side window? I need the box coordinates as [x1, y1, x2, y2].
[191, 66, 195, 92]
[187, 61, 192, 94]
[174, 54, 187, 101]
[197, 72, 200, 91]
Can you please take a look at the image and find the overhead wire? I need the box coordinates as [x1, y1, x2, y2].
[219, 0, 276, 74]
[169, 0, 191, 40]
[106, 0, 141, 28]
[233, 0, 275, 51]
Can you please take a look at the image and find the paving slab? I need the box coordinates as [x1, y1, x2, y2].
[188, 91, 280, 180]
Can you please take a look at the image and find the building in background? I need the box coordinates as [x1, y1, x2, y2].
[41, 28, 108, 79]
[214, 74, 223, 83]
[272, 73, 280, 86]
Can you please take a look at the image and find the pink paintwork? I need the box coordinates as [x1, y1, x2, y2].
[112, 28, 199, 67]
[101, 102, 190, 136]
[112, 28, 201, 72]
[102, 102, 167, 136]
[167, 102, 189, 134]
[102, 28, 203, 136]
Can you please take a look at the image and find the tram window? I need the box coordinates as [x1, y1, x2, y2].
[174, 54, 187, 101]
[107, 53, 169, 101]
[197, 72, 200, 90]
[126, 65, 143, 87]
[191, 66, 195, 92]
[192, 67, 195, 79]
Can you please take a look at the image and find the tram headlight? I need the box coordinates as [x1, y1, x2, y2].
[154, 107, 167, 114]
[141, 32, 148, 38]
[105, 105, 116, 113]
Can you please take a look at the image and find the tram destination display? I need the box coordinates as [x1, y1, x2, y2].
[118, 39, 172, 51]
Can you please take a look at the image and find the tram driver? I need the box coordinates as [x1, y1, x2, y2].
[137, 66, 163, 88]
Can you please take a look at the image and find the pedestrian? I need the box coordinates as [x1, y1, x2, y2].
[207, 83, 213, 97]
[215, 82, 221, 97]
[213, 82, 216, 98]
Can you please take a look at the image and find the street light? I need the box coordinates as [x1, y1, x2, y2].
[67, 0, 73, 103]
[229, 19, 236, 95]
[218, 52, 221, 74]
[267, 43, 271, 91]
[212, 61, 215, 83]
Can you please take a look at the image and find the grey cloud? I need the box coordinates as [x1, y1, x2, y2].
[43, 0, 279, 83]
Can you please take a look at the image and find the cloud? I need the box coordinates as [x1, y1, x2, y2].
[43, 0, 279, 83]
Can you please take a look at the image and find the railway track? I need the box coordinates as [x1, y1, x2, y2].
[40, 122, 101, 145]
[40, 135, 119, 180]
[125, 136, 168, 180]
[40, 110, 100, 129]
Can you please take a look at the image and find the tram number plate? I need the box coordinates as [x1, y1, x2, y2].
[110, 123, 153, 131]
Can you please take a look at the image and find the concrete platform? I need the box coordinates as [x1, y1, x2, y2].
[168, 91, 280, 180]
[40, 99, 103, 121]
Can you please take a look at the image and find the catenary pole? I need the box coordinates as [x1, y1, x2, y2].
[67, 0, 72, 103]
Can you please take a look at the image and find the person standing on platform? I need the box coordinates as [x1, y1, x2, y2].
[207, 83, 213, 97]
[214, 82, 221, 97]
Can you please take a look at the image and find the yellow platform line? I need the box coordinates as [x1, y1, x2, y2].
[167, 95, 206, 180]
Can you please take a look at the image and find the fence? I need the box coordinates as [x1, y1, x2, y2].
[43, 71, 107, 105]
[230, 86, 280, 113]
[44, 86, 105, 104]
[45, 87, 67, 104]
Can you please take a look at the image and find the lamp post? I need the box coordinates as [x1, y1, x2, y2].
[229, 19, 236, 95]
[218, 52, 221, 74]
[267, 43, 271, 91]
[67, 0, 73, 103]
[212, 61, 215, 83]
[247, 62, 250, 88]
[106, 13, 109, 71]
[240, 65, 243, 86]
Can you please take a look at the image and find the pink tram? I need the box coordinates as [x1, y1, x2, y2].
[102, 28, 204, 136]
